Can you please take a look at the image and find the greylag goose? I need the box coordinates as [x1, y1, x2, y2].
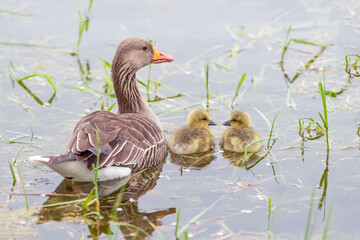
[30, 37, 173, 182]
[220, 111, 262, 153]
[168, 109, 216, 154]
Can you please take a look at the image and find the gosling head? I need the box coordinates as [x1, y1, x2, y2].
[187, 109, 216, 128]
[112, 37, 174, 71]
[223, 111, 251, 128]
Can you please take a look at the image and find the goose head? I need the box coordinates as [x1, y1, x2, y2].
[187, 109, 216, 128]
[112, 37, 173, 71]
[223, 111, 251, 128]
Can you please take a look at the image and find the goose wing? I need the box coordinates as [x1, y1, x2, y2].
[67, 111, 167, 171]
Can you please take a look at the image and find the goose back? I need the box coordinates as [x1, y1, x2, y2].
[53, 111, 167, 171]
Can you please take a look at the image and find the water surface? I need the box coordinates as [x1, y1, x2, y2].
[0, 0, 359, 239]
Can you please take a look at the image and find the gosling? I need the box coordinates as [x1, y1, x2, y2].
[168, 109, 216, 154]
[220, 111, 262, 153]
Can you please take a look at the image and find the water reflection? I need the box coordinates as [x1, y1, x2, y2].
[36, 164, 175, 239]
[170, 149, 216, 171]
[76, 57, 92, 81]
[345, 54, 360, 80]
[222, 150, 263, 169]
[318, 149, 329, 212]
[222, 150, 280, 183]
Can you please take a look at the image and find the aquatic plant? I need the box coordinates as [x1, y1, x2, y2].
[280, 26, 332, 84]
[176, 197, 222, 238]
[231, 73, 246, 109]
[9, 62, 56, 106]
[318, 73, 330, 150]
[205, 62, 210, 109]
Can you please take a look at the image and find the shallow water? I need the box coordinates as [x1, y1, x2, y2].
[0, 0, 359, 239]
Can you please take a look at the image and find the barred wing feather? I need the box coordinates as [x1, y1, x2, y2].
[66, 111, 166, 171]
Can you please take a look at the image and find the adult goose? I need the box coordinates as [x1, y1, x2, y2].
[220, 111, 262, 153]
[168, 109, 216, 154]
[30, 38, 174, 182]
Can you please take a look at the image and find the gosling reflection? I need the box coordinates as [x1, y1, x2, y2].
[222, 150, 263, 169]
[36, 164, 175, 240]
[170, 149, 216, 170]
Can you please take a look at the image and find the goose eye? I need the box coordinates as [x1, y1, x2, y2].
[232, 119, 236, 122]
[202, 117, 207, 121]
[143, 46, 148, 51]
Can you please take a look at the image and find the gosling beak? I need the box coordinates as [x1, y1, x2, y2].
[208, 120, 217, 126]
[223, 120, 231, 126]
[152, 48, 174, 64]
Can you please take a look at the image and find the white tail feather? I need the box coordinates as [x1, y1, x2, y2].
[29, 155, 131, 182]
[29, 156, 50, 163]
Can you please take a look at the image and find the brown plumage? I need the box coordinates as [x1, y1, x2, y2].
[168, 109, 216, 154]
[30, 38, 173, 182]
[220, 111, 262, 153]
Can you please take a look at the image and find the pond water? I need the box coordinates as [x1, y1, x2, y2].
[0, 0, 359, 239]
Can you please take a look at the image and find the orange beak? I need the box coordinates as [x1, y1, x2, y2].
[152, 48, 174, 64]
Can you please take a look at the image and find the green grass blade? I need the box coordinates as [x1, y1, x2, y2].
[88, 0, 93, 12]
[147, 64, 152, 93]
[77, 11, 85, 52]
[231, 73, 246, 108]
[109, 186, 126, 222]
[175, 207, 181, 238]
[42, 73, 57, 93]
[0, 42, 75, 55]
[184, 231, 189, 240]
[243, 137, 277, 161]
[93, 130, 101, 213]
[18, 168, 29, 210]
[304, 188, 315, 240]
[322, 202, 333, 240]
[284, 26, 292, 44]
[10, 64, 57, 99]
[205, 62, 210, 107]
[0, 9, 31, 17]
[13, 146, 24, 165]
[82, 188, 95, 210]
[267, 112, 280, 148]
[41, 198, 88, 208]
[318, 112, 326, 125]
[267, 197, 272, 232]
[253, 107, 271, 130]
[177, 197, 222, 237]
[107, 102, 116, 112]
[291, 39, 332, 48]
[318, 82, 328, 125]
[8, 161, 16, 182]
[16, 72, 56, 93]
[230, 41, 241, 57]
[213, 62, 231, 72]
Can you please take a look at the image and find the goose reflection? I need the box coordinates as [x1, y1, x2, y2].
[36, 164, 175, 239]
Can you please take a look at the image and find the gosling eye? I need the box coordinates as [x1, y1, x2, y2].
[202, 117, 207, 121]
[143, 46, 148, 51]
[231, 119, 236, 122]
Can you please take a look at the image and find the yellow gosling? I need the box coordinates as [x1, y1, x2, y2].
[220, 111, 262, 153]
[168, 109, 216, 154]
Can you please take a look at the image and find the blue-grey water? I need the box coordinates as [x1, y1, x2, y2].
[0, 0, 359, 239]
